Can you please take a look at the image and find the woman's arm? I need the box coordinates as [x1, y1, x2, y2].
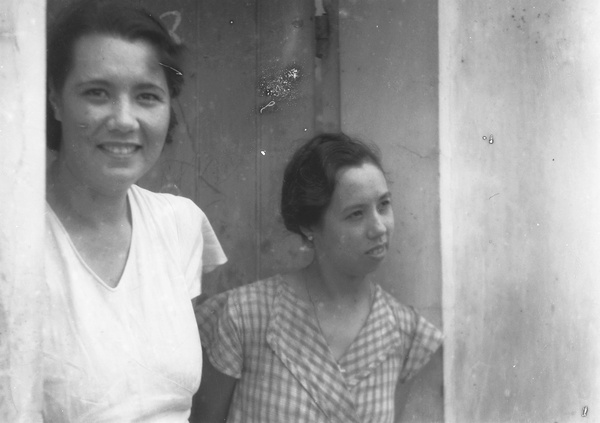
[189, 349, 237, 423]
[395, 346, 443, 422]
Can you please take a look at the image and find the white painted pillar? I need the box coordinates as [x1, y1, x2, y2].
[440, 1, 600, 421]
[0, 0, 46, 421]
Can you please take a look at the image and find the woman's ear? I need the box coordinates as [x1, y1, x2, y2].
[299, 227, 314, 243]
[48, 84, 62, 122]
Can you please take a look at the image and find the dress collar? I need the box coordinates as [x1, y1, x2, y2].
[266, 279, 402, 421]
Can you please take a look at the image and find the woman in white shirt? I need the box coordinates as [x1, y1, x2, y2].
[44, 0, 226, 420]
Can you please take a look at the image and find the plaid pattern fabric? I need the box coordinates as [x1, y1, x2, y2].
[196, 275, 442, 423]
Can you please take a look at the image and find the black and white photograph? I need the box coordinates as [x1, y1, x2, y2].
[1, 0, 598, 422]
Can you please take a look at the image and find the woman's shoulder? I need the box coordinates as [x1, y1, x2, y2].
[377, 286, 416, 320]
[376, 285, 432, 338]
[196, 276, 282, 337]
[130, 184, 203, 216]
[129, 185, 217, 247]
[376, 285, 443, 353]
[199, 276, 281, 310]
[222, 276, 282, 308]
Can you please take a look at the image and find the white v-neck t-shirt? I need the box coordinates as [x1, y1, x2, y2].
[43, 185, 227, 422]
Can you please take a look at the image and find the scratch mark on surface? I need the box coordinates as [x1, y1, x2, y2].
[488, 193, 500, 200]
[259, 100, 276, 114]
[259, 65, 302, 102]
[159, 10, 183, 44]
[159, 62, 183, 76]
[396, 144, 435, 159]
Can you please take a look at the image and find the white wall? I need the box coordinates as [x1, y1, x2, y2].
[0, 0, 46, 421]
[440, 1, 600, 421]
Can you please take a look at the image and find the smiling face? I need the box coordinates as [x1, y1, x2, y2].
[310, 162, 395, 279]
[50, 34, 171, 195]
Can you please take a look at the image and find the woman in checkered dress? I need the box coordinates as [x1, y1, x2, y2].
[193, 133, 442, 422]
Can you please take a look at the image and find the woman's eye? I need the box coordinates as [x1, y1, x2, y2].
[138, 93, 162, 103]
[83, 88, 108, 99]
[378, 199, 392, 212]
[346, 210, 363, 220]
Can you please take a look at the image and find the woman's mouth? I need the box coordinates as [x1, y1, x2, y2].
[366, 244, 387, 258]
[99, 144, 141, 156]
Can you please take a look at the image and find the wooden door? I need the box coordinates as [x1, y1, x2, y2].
[139, 0, 320, 294]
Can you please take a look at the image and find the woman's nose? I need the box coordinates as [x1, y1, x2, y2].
[108, 97, 138, 132]
[368, 212, 387, 238]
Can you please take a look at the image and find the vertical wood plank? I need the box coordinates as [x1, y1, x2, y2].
[256, 0, 316, 277]
[141, 0, 317, 289]
[131, 0, 260, 293]
[315, 0, 340, 133]
[188, 0, 259, 291]
[150, 0, 260, 293]
[0, 0, 46, 421]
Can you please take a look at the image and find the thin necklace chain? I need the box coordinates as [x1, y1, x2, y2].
[305, 279, 326, 338]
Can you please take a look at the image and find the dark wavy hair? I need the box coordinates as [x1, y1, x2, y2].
[46, 0, 185, 151]
[280, 132, 384, 241]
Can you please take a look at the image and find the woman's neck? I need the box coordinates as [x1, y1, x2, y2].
[303, 261, 372, 306]
[300, 260, 375, 362]
[47, 159, 130, 228]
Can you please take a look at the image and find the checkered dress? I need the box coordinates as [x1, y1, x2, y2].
[196, 275, 442, 423]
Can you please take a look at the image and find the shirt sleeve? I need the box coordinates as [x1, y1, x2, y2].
[195, 292, 244, 379]
[198, 210, 228, 274]
[170, 197, 227, 298]
[399, 307, 443, 383]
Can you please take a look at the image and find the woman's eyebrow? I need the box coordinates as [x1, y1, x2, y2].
[340, 192, 391, 214]
[74, 79, 110, 87]
[135, 82, 168, 93]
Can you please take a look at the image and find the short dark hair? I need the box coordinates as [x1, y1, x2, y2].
[280, 132, 384, 240]
[46, 0, 185, 151]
